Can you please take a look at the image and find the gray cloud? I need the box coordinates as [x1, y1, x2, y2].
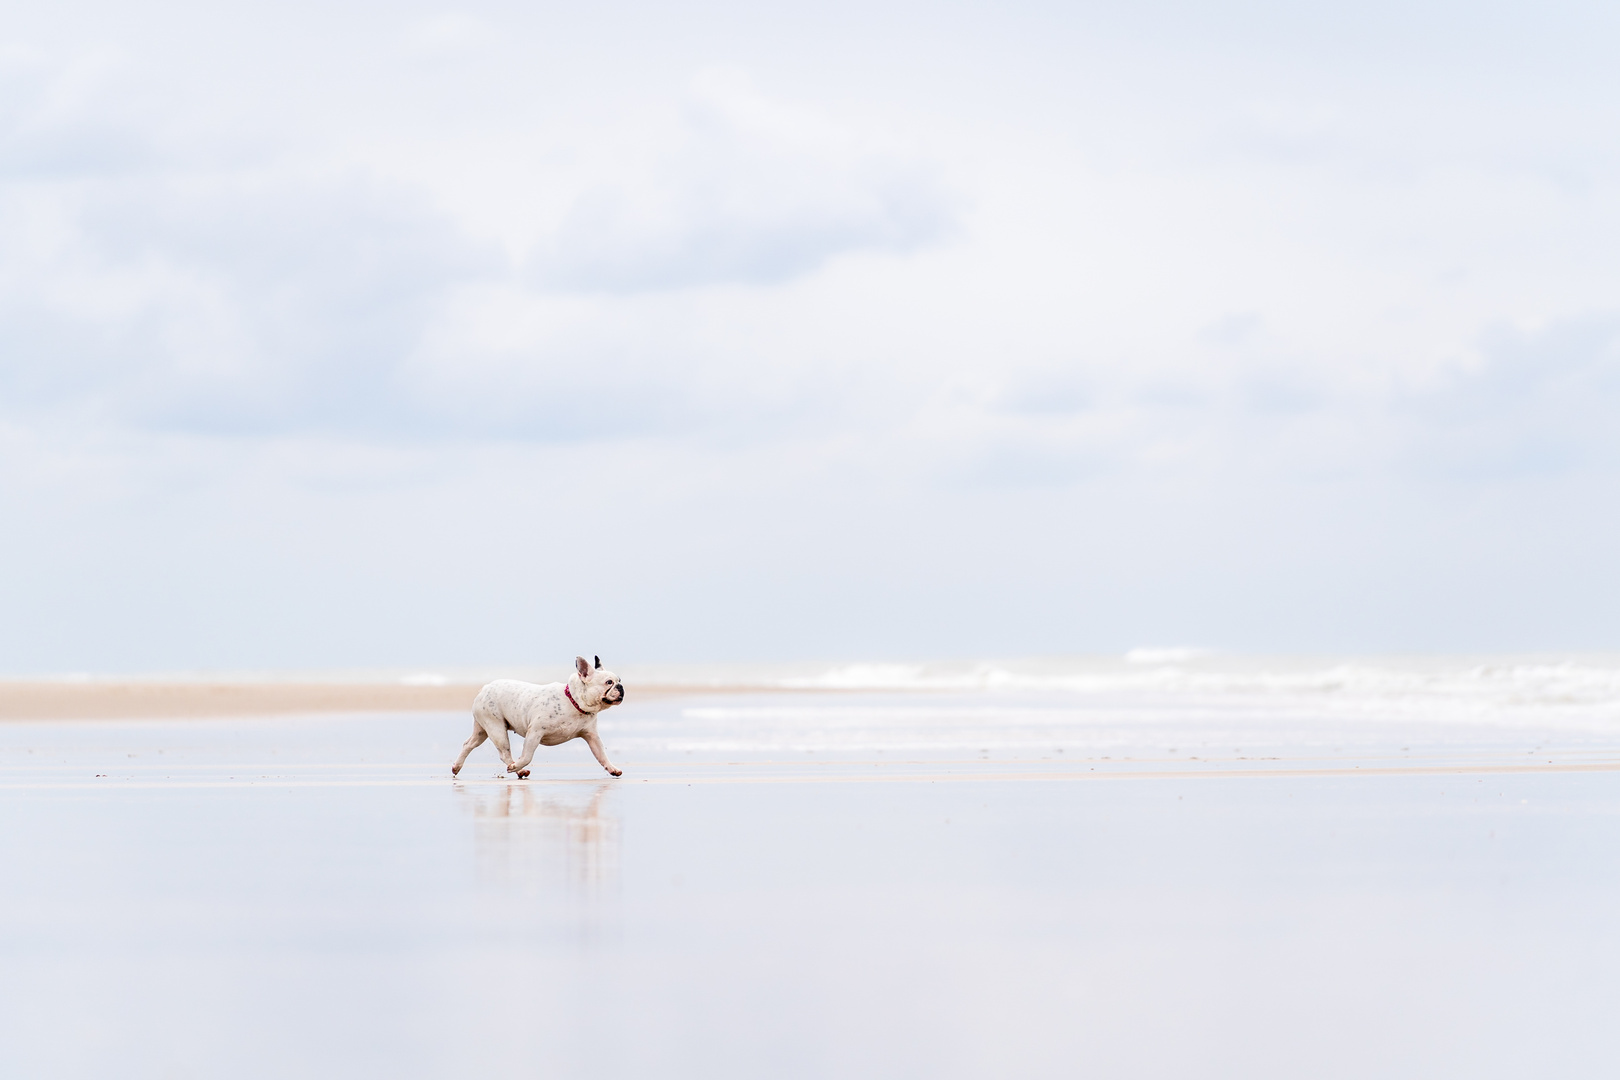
[0, 173, 498, 437]
[531, 78, 952, 292]
[539, 170, 949, 293]
[1408, 314, 1620, 476]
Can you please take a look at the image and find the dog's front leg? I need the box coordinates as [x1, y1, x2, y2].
[509, 728, 544, 779]
[582, 730, 622, 777]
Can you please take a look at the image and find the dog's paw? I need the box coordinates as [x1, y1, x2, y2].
[450, 766, 460, 777]
[516, 769, 531, 779]
[609, 768, 623, 777]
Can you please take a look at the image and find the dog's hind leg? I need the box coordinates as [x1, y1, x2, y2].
[469, 697, 517, 774]
[486, 724, 517, 774]
[451, 721, 487, 776]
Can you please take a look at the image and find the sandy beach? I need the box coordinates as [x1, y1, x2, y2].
[6, 661, 1620, 1077]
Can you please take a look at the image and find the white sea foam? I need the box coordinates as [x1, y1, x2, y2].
[766, 655, 1620, 707]
[602, 654, 1620, 753]
[400, 672, 449, 686]
[1124, 647, 1212, 664]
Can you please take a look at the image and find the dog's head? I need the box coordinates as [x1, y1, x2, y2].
[572, 654, 626, 711]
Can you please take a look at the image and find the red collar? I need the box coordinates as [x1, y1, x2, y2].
[564, 685, 595, 716]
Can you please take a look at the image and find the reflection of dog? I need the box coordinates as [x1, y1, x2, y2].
[452, 656, 626, 779]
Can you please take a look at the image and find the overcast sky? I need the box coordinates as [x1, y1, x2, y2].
[3, 0, 1619, 672]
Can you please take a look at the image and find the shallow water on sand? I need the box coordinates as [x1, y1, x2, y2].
[5, 690, 1620, 1078]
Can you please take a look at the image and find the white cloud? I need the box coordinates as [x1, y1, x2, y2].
[0, 51, 953, 442]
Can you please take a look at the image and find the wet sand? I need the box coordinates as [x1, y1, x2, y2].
[5, 690, 1620, 1078]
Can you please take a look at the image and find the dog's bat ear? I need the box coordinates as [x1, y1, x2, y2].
[575, 656, 591, 679]
[594, 655, 601, 669]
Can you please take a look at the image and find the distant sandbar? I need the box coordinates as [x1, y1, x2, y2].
[0, 680, 761, 721]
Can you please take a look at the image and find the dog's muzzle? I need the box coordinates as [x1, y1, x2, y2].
[609, 686, 626, 703]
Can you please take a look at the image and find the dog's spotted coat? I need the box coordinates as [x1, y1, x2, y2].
[451, 655, 625, 779]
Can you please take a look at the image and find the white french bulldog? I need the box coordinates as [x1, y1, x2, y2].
[452, 656, 626, 779]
